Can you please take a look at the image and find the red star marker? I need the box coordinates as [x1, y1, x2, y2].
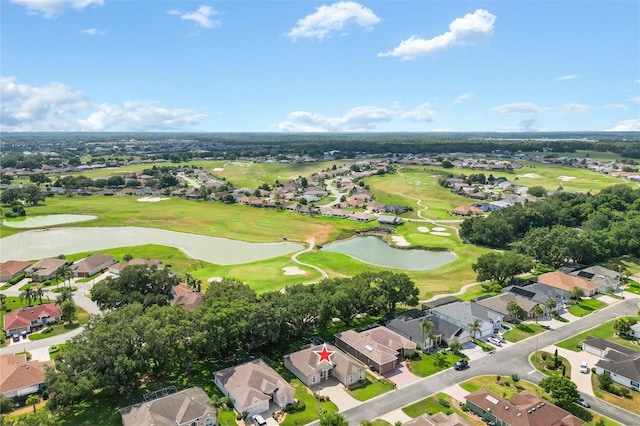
[314, 343, 335, 365]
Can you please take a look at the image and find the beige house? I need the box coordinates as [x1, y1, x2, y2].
[0, 354, 54, 399]
[334, 326, 416, 374]
[403, 412, 472, 426]
[474, 293, 541, 322]
[214, 358, 294, 417]
[534, 271, 599, 297]
[25, 258, 67, 280]
[284, 343, 366, 388]
[72, 253, 116, 278]
[120, 387, 217, 426]
[0, 260, 32, 282]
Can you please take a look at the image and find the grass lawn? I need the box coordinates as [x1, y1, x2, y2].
[280, 379, 338, 426]
[458, 283, 498, 302]
[502, 322, 548, 343]
[530, 351, 572, 377]
[624, 279, 640, 295]
[28, 307, 90, 341]
[402, 392, 484, 426]
[591, 373, 639, 415]
[347, 372, 395, 401]
[218, 409, 238, 426]
[567, 298, 607, 317]
[407, 351, 465, 377]
[557, 316, 640, 352]
[461, 375, 552, 401]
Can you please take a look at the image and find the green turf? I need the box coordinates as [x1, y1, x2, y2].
[502, 322, 548, 343]
[346, 373, 395, 401]
[280, 379, 338, 426]
[557, 316, 640, 352]
[567, 298, 607, 317]
[407, 351, 466, 377]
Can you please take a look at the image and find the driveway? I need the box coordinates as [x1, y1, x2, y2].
[383, 360, 421, 388]
[545, 344, 601, 397]
[461, 342, 486, 361]
[315, 378, 360, 411]
[29, 346, 51, 362]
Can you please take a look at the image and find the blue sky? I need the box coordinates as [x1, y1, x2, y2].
[2, 0, 639, 132]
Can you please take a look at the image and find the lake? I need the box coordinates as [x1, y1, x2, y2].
[320, 236, 455, 270]
[3, 214, 98, 228]
[0, 226, 304, 265]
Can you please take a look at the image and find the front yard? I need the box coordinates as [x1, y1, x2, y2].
[502, 322, 548, 343]
[402, 392, 483, 425]
[407, 351, 466, 377]
[567, 298, 607, 317]
[591, 373, 640, 415]
[280, 379, 339, 426]
[346, 372, 395, 401]
[557, 316, 640, 352]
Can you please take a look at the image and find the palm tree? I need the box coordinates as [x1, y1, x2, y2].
[468, 319, 483, 339]
[184, 273, 202, 292]
[531, 305, 545, 323]
[545, 297, 557, 315]
[419, 319, 435, 351]
[19, 288, 35, 306]
[449, 339, 462, 355]
[60, 265, 74, 287]
[56, 287, 74, 305]
[33, 284, 45, 304]
[0, 294, 6, 311]
[26, 394, 40, 413]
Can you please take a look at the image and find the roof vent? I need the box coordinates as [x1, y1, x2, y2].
[517, 413, 522, 417]
[532, 407, 536, 411]
[504, 406, 509, 410]
[487, 408, 491, 412]
[527, 410, 532, 414]
[540, 402, 545, 406]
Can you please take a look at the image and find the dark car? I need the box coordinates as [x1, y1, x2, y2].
[578, 398, 591, 408]
[454, 359, 468, 370]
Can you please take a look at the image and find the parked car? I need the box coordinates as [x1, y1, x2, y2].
[487, 337, 502, 346]
[494, 334, 506, 343]
[454, 359, 469, 370]
[12, 334, 19, 343]
[580, 361, 589, 374]
[579, 398, 591, 408]
[252, 415, 267, 426]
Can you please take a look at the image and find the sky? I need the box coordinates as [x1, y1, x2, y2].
[1, 0, 639, 133]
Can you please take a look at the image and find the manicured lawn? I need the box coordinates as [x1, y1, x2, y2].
[530, 351, 572, 377]
[557, 316, 640, 352]
[28, 307, 90, 341]
[402, 392, 484, 426]
[280, 379, 338, 426]
[407, 351, 465, 377]
[347, 372, 395, 401]
[218, 409, 238, 426]
[591, 373, 639, 415]
[502, 322, 548, 343]
[567, 298, 607, 317]
[625, 279, 640, 295]
[458, 283, 498, 302]
[460, 376, 551, 401]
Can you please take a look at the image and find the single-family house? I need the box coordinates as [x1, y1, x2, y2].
[72, 253, 116, 278]
[402, 412, 472, 426]
[350, 212, 375, 222]
[378, 215, 404, 226]
[109, 258, 163, 275]
[0, 354, 54, 399]
[474, 293, 541, 322]
[503, 284, 569, 312]
[170, 283, 204, 311]
[433, 302, 503, 337]
[334, 325, 416, 374]
[569, 265, 623, 293]
[630, 323, 640, 339]
[582, 336, 640, 390]
[451, 205, 483, 216]
[24, 258, 67, 280]
[465, 388, 584, 426]
[120, 387, 217, 426]
[386, 310, 470, 350]
[384, 204, 409, 214]
[284, 343, 366, 388]
[214, 358, 294, 417]
[533, 271, 599, 297]
[3, 303, 63, 337]
[0, 260, 32, 282]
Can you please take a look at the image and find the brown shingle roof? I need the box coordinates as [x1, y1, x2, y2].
[120, 387, 216, 426]
[72, 253, 115, 274]
[0, 260, 32, 279]
[285, 343, 365, 379]
[0, 354, 53, 394]
[336, 326, 416, 366]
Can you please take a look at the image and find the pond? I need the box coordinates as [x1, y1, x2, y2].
[3, 214, 98, 228]
[0, 226, 304, 265]
[320, 236, 455, 271]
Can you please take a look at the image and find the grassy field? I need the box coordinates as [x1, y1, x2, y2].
[557, 316, 640, 352]
[567, 298, 608, 317]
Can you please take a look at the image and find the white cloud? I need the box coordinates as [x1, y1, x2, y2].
[399, 103, 436, 121]
[630, 96, 640, 104]
[81, 28, 105, 36]
[378, 9, 496, 60]
[491, 102, 549, 114]
[555, 75, 577, 81]
[606, 119, 640, 131]
[453, 93, 474, 104]
[634, 80, 640, 84]
[10, 0, 103, 18]
[559, 103, 590, 114]
[277, 103, 436, 132]
[168, 5, 221, 29]
[1, 76, 207, 131]
[287, 1, 380, 41]
[497, 119, 544, 132]
[603, 104, 628, 111]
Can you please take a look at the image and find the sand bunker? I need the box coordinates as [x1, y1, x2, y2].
[432, 227, 447, 232]
[282, 266, 307, 275]
[417, 226, 430, 233]
[519, 173, 541, 179]
[208, 277, 223, 282]
[213, 168, 224, 172]
[558, 175, 576, 182]
[137, 197, 170, 202]
[391, 236, 410, 247]
[431, 232, 451, 236]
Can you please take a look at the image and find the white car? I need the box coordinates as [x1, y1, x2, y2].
[580, 361, 589, 374]
[252, 415, 267, 426]
[487, 337, 502, 346]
